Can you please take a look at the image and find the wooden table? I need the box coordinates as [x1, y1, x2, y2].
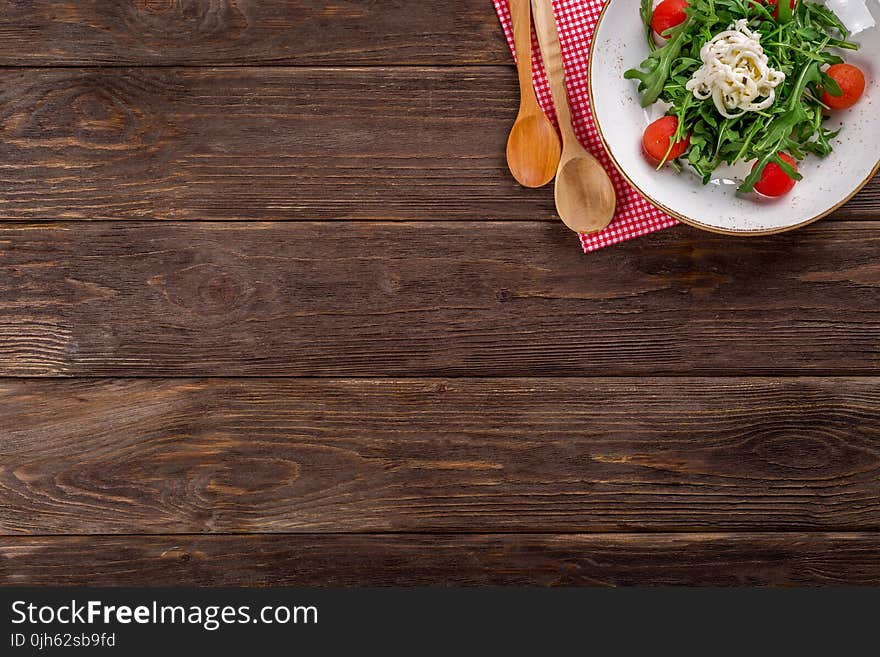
[1, 1, 878, 587]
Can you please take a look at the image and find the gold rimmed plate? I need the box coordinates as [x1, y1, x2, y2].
[588, 0, 880, 235]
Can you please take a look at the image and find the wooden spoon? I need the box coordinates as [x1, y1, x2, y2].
[530, 0, 616, 233]
[505, 0, 561, 188]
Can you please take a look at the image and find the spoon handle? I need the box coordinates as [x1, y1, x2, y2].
[530, 0, 576, 148]
[509, 0, 539, 113]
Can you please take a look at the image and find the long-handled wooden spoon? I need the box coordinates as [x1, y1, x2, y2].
[530, 0, 616, 233]
[506, 0, 561, 188]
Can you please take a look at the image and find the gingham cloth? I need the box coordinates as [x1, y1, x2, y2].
[493, 0, 680, 252]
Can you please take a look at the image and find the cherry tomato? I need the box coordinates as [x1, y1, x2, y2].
[821, 63, 866, 110]
[642, 116, 690, 163]
[652, 0, 689, 37]
[753, 153, 798, 197]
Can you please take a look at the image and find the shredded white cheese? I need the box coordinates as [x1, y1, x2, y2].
[685, 19, 786, 119]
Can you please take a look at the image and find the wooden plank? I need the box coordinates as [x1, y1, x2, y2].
[1, 221, 879, 377]
[0, 67, 874, 222]
[0, 1, 509, 66]
[2, 533, 879, 586]
[1, 377, 878, 534]
[0, 67, 543, 221]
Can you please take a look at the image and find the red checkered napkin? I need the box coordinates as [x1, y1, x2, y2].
[493, 0, 679, 252]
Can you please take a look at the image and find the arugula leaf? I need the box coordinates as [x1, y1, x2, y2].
[624, 16, 696, 106]
[738, 61, 821, 192]
[640, 0, 657, 52]
[777, 0, 793, 24]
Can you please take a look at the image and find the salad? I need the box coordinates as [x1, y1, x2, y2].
[625, 0, 868, 197]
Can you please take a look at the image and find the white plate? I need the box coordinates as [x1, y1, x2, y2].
[589, 0, 880, 234]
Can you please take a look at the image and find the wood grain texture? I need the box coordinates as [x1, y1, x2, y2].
[1, 221, 879, 376]
[0, 0, 508, 66]
[0, 67, 538, 221]
[2, 533, 879, 586]
[1, 377, 878, 534]
[0, 67, 874, 222]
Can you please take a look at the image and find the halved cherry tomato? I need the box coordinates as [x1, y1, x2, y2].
[652, 0, 689, 37]
[821, 63, 866, 110]
[642, 116, 690, 163]
[753, 153, 798, 197]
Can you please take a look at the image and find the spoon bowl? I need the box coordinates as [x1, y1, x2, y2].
[507, 113, 562, 189]
[555, 154, 617, 233]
